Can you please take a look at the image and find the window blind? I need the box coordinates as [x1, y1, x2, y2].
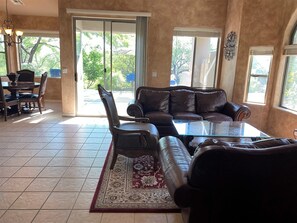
[284, 45, 297, 55]
[173, 27, 221, 37]
[249, 46, 274, 55]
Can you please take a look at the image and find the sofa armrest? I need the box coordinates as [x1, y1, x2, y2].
[222, 102, 251, 121]
[127, 99, 144, 117]
[159, 136, 202, 207]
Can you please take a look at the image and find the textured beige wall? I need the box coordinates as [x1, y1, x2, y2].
[34, 77, 62, 101]
[13, 15, 58, 31]
[230, 0, 297, 138]
[59, 0, 229, 115]
[231, 0, 286, 134]
[220, 0, 244, 100]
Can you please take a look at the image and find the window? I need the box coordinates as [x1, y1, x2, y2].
[280, 26, 297, 111]
[0, 35, 8, 75]
[19, 35, 61, 77]
[245, 47, 273, 104]
[170, 28, 220, 87]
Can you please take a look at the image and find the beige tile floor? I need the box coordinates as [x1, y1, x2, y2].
[0, 102, 183, 223]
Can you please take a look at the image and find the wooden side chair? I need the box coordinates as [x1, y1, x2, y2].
[98, 84, 160, 169]
[17, 69, 35, 108]
[17, 69, 35, 93]
[18, 72, 48, 114]
[0, 78, 20, 121]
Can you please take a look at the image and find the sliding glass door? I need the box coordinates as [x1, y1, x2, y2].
[75, 19, 136, 116]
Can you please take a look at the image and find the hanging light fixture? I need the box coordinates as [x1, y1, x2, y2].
[0, 0, 23, 46]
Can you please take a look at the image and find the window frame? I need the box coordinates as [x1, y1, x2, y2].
[18, 31, 61, 78]
[245, 46, 273, 104]
[171, 27, 221, 88]
[280, 24, 297, 112]
[0, 34, 8, 76]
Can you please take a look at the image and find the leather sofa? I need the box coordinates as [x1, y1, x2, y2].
[158, 136, 297, 223]
[127, 86, 251, 136]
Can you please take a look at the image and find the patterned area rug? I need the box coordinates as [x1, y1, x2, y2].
[90, 146, 180, 212]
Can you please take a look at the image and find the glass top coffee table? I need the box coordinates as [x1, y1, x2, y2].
[173, 120, 270, 140]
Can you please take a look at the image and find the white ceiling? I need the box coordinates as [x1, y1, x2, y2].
[0, 0, 58, 17]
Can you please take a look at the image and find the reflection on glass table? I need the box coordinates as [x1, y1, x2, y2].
[173, 120, 270, 140]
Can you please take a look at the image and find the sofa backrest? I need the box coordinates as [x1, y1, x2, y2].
[138, 88, 170, 113]
[195, 90, 227, 113]
[188, 139, 297, 222]
[136, 86, 227, 114]
[170, 89, 196, 113]
[189, 138, 297, 187]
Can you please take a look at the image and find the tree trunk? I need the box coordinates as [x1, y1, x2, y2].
[28, 37, 42, 63]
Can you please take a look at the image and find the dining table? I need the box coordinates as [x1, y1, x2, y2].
[2, 81, 40, 99]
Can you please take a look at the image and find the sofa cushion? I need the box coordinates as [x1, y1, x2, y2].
[251, 138, 297, 148]
[200, 112, 233, 122]
[138, 89, 170, 113]
[145, 111, 173, 126]
[172, 112, 203, 121]
[196, 91, 227, 113]
[195, 138, 297, 152]
[170, 89, 195, 113]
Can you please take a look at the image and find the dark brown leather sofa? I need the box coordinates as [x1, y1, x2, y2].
[127, 86, 251, 136]
[159, 136, 297, 223]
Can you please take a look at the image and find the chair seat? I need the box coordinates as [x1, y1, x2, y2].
[117, 122, 159, 148]
[4, 94, 18, 103]
[4, 95, 15, 101]
[19, 92, 34, 96]
[5, 98, 18, 103]
[19, 93, 38, 99]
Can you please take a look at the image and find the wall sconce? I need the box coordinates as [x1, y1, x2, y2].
[224, 31, 237, 61]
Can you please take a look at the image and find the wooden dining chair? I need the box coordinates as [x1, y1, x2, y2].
[17, 69, 35, 92]
[17, 69, 35, 108]
[0, 78, 20, 121]
[18, 72, 48, 114]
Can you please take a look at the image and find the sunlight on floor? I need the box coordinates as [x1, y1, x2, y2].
[59, 117, 109, 125]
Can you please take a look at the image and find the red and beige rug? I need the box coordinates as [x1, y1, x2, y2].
[90, 147, 180, 212]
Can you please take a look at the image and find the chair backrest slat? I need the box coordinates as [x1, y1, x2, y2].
[98, 85, 120, 130]
[39, 72, 48, 97]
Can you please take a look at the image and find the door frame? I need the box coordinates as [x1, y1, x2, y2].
[73, 17, 138, 116]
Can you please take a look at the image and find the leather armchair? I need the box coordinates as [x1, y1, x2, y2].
[98, 84, 160, 169]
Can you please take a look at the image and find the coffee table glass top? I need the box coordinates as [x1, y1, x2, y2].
[173, 120, 270, 139]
